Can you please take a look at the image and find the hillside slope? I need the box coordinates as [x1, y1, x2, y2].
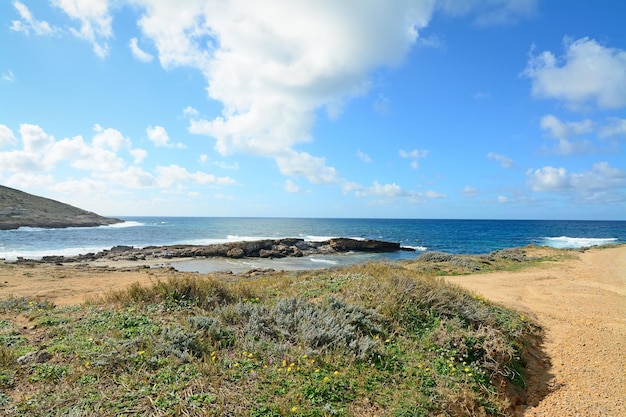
[0, 185, 122, 230]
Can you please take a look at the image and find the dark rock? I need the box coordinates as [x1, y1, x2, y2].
[329, 238, 400, 252]
[227, 247, 245, 258]
[17, 350, 52, 365]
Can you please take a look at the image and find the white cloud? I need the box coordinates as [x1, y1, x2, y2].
[487, 152, 513, 168]
[275, 150, 339, 185]
[199, 154, 208, 164]
[2, 71, 15, 82]
[357, 149, 372, 163]
[4, 173, 55, 189]
[284, 179, 301, 193]
[527, 163, 626, 201]
[129, 37, 154, 62]
[136, 1, 436, 184]
[93, 124, 131, 151]
[10, 1, 56, 35]
[540, 114, 593, 139]
[146, 125, 185, 148]
[146, 125, 170, 147]
[437, 0, 539, 26]
[155, 164, 237, 188]
[399, 149, 428, 169]
[100, 166, 156, 189]
[527, 166, 569, 192]
[0, 125, 17, 148]
[351, 181, 446, 201]
[51, 0, 112, 58]
[129, 148, 147, 164]
[19, 124, 55, 155]
[524, 37, 626, 110]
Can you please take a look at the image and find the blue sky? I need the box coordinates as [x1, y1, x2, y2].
[1, 1, 625, 220]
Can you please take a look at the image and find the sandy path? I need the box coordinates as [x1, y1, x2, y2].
[1, 246, 625, 415]
[446, 246, 626, 417]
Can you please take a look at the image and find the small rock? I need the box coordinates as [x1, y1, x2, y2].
[17, 350, 52, 365]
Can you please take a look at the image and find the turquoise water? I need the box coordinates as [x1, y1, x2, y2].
[1, 218, 623, 264]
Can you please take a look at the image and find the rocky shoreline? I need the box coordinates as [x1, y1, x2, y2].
[9, 237, 414, 264]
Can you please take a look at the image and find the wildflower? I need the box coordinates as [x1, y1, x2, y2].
[314, 368, 320, 373]
[464, 367, 470, 372]
[385, 339, 391, 343]
[291, 406, 299, 412]
[333, 371, 339, 375]
[468, 373, 473, 377]
[248, 353, 253, 358]
[323, 376, 330, 382]
[138, 350, 145, 356]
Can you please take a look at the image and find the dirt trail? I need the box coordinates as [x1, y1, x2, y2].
[446, 246, 626, 417]
[1, 246, 625, 415]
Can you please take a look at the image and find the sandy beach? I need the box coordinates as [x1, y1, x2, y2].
[1, 245, 625, 416]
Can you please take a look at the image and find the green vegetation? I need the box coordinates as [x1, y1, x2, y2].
[0, 255, 544, 416]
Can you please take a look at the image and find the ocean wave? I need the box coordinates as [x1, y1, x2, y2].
[0, 246, 109, 260]
[542, 236, 618, 248]
[405, 245, 428, 251]
[103, 221, 145, 228]
[309, 258, 339, 265]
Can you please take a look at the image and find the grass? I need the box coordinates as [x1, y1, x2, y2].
[0, 248, 551, 416]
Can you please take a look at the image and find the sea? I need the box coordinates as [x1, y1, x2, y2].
[0, 218, 624, 273]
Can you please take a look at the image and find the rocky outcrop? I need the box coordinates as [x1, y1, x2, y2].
[0, 185, 122, 230]
[17, 237, 415, 264]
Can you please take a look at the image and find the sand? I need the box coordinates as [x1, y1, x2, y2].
[446, 246, 626, 416]
[1, 245, 625, 416]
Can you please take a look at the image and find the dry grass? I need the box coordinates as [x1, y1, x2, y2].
[0, 256, 546, 416]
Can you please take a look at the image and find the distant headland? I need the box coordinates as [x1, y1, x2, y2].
[0, 185, 123, 230]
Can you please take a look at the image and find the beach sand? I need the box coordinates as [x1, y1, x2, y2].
[1, 245, 625, 416]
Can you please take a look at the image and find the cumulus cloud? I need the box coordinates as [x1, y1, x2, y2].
[146, 125, 184, 148]
[155, 164, 237, 188]
[135, 1, 436, 184]
[10, 1, 56, 35]
[487, 152, 513, 168]
[539, 115, 617, 155]
[51, 0, 113, 58]
[524, 37, 626, 110]
[0, 123, 235, 194]
[540, 115, 593, 139]
[527, 163, 626, 201]
[527, 166, 569, 192]
[0, 125, 17, 148]
[129, 37, 154, 62]
[275, 150, 339, 185]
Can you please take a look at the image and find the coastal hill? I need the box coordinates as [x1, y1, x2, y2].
[0, 185, 122, 230]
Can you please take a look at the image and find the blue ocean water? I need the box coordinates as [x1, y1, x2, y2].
[1, 218, 624, 271]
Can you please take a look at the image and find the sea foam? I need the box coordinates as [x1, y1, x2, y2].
[542, 236, 617, 248]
